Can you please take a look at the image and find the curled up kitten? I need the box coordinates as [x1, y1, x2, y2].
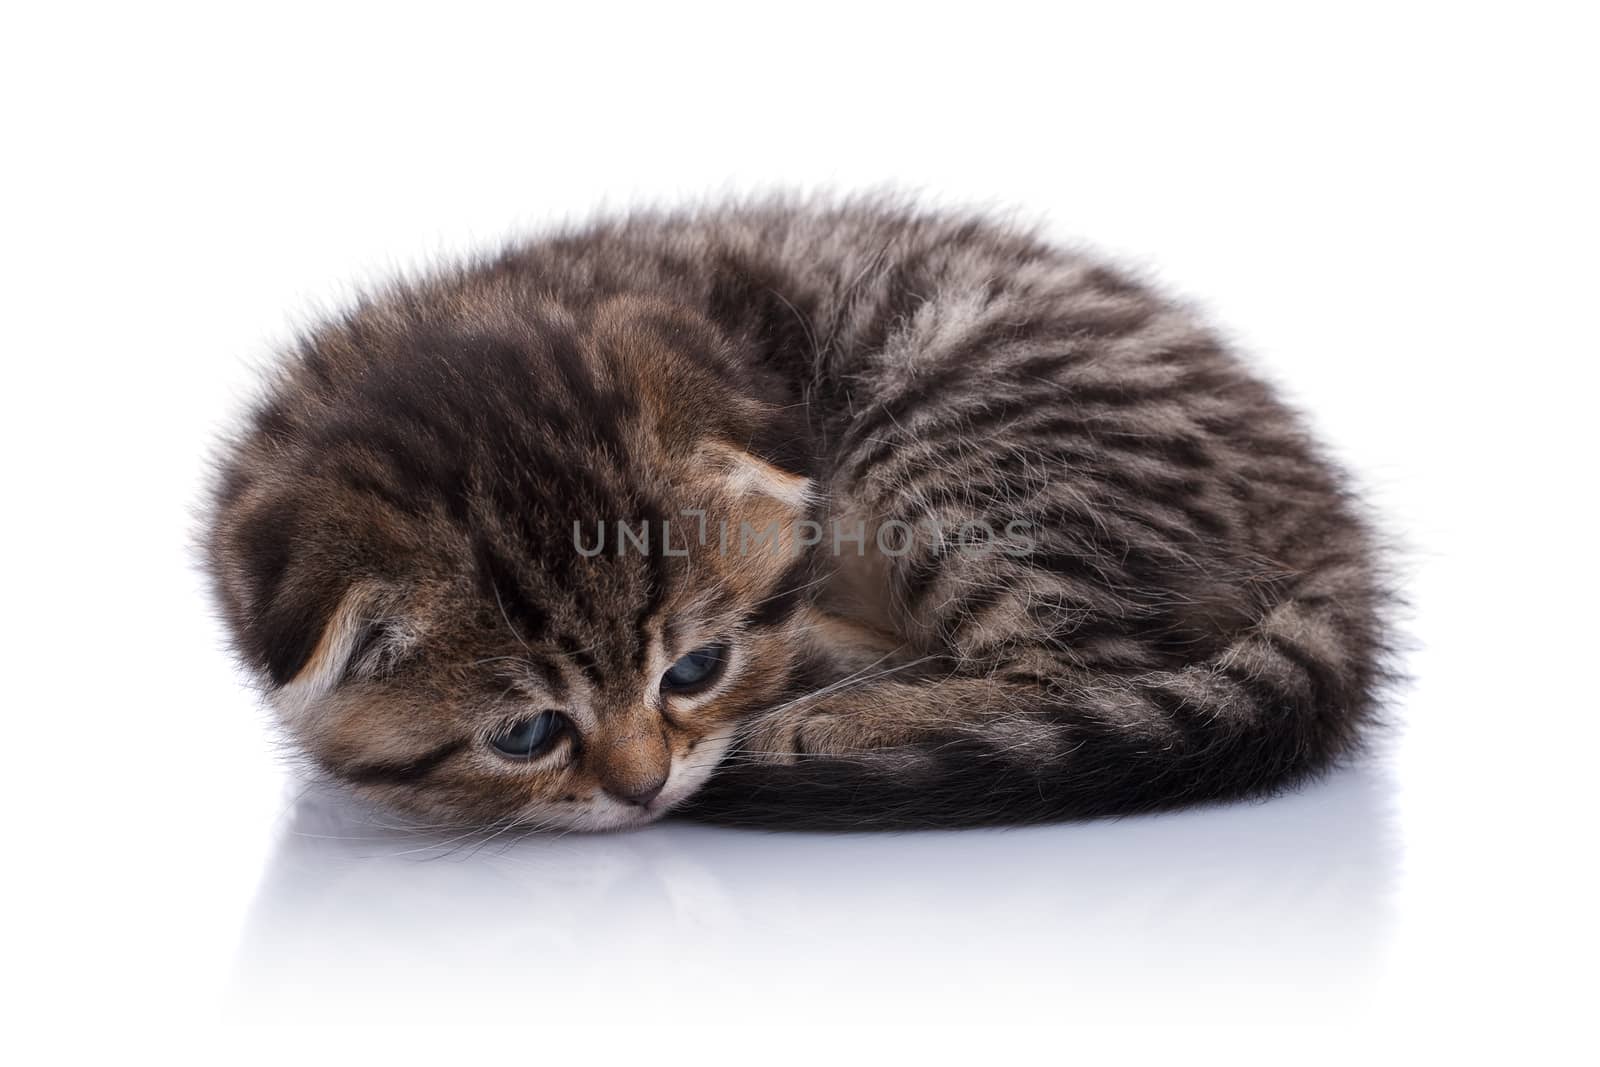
[204, 196, 1390, 831]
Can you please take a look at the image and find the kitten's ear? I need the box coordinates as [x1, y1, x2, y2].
[268, 583, 404, 722]
[702, 441, 814, 509]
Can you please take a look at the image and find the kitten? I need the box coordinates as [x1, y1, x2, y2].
[205, 195, 1388, 831]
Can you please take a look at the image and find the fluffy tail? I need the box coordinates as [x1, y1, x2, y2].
[682, 580, 1392, 830]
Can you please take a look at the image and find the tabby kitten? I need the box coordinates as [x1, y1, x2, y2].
[205, 196, 1387, 831]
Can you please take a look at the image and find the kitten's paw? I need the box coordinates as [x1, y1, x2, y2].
[739, 709, 816, 765]
[739, 704, 887, 764]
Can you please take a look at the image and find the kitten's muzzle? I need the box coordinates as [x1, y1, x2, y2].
[610, 777, 667, 808]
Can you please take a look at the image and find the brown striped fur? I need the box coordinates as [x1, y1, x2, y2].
[204, 194, 1390, 830]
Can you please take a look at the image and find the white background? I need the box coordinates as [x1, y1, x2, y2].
[5, 2, 1596, 1061]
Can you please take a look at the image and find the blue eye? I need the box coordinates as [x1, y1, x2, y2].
[661, 644, 728, 693]
[490, 710, 567, 759]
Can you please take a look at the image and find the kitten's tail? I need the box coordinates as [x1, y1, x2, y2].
[681, 582, 1391, 830]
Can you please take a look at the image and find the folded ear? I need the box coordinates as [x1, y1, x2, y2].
[701, 441, 814, 510]
[696, 442, 816, 593]
[270, 582, 405, 727]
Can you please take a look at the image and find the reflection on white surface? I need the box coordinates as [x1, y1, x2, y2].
[231, 761, 1397, 1024]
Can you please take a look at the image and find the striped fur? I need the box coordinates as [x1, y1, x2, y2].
[204, 193, 1390, 831]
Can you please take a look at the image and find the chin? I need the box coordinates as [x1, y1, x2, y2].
[568, 799, 670, 833]
[561, 781, 704, 832]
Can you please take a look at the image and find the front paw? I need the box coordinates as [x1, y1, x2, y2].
[741, 706, 849, 765]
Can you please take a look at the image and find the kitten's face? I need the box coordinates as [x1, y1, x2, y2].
[208, 295, 813, 830]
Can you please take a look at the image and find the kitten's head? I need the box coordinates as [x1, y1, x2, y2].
[206, 288, 815, 830]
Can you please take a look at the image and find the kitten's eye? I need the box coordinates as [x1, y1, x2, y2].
[661, 643, 728, 694]
[489, 711, 568, 760]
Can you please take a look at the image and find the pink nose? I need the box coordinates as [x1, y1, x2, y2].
[611, 777, 666, 808]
